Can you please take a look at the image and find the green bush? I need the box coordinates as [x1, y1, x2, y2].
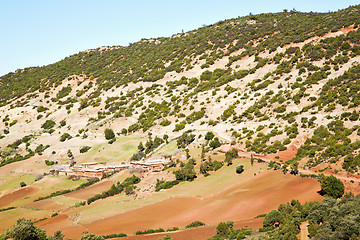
[185, 221, 205, 229]
[41, 120, 55, 129]
[60, 133, 72, 142]
[104, 128, 115, 140]
[80, 146, 91, 153]
[318, 174, 344, 198]
[236, 165, 244, 174]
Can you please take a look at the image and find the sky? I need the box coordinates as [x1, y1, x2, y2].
[0, 0, 359, 76]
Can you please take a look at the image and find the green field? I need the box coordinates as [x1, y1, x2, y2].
[76, 135, 144, 163]
[0, 174, 37, 191]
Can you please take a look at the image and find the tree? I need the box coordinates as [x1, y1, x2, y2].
[263, 210, 283, 228]
[4, 218, 48, 240]
[225, 149, 238, 166]
[20, 182, 26, 187]
[137, 142, 144, 151]
[80, 234, 105, 240]
[290, 162, 298, 175]
[160, 235, 173, 240]
[163, 134, 169, 143]
[236, 165, 244, 174]
[209, 137, 221, 149]
[41, 120, 55, 129]
[216, 222, 231, 235]
[205, 131, 215, 140]
[318, 175, 344, 198]
[104, 128, 115, 140]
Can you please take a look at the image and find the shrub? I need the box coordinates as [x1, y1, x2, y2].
[209, 137, 221, 149]
[185, 221, 205, 229]
[236, 165, 244, 174]
[104, 128, 115, 140]
[318, 174, 344, 198]
[41, 120, 55, 129]
[205, 131, 215, 140]
[20, 182, 26, 187]
[80, 146, 91, 153]
[135, 228, 165, 235]
[60, 133, 72, 142]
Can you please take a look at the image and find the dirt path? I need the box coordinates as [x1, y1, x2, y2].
[298, 221, 310, 240]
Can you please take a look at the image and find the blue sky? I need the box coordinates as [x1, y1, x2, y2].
[0, 0, 358, 76]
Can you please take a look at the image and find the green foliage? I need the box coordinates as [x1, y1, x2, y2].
[35, 144, 50, 155]
[185, 221, 205, 229]
[104, 128, 115, 140]
[87, 175, 140, 204]
[59, 133, 72, 142]
[173, 121, 186, 131]
[160, 119, 171, 126]
[200, 158, 223, 174]
[262, 195, 360, 240]
[236, 165, 244, 174]
[41, 120, 55, 129]
[209, 220, 252, 240]
[173, 160, 197, 181]
[205, 131, 215, 140]
[318, 174, 344, 199]
[176, 132, 195, 149]
[20, 181, 26, 187]
[225, 148, 238, 166]
[3, 218, 48, 240]
[0, 206, 16, 212]
[80, 234, 105, 240]
[209, 137, 221, 149]
[263, 210, 284, 228]
[135, 228, 165, 235]
[155, 179, 180, 192]
[79, 146, 91, 153]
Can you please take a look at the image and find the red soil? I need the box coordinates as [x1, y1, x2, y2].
[116, 218, 263, 240]
[48, 170, 322, 239]
[35, 214, 85, 238]
[26, 199, 64, 210]
[263, 143, 298, 162]
[0, 186, 38, 208]
[64, 179, 113, 200]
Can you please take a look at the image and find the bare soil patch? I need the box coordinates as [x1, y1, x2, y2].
[35, 214, 85, 239]
[75, 170, 321, 238]
[0, 186, 38, 208]
[26, 199, 64, 210]
[64, 179, 113, 200]
[114, 218, 264, 240]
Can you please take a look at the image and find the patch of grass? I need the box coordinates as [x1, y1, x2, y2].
[77, 135, 143, 163]
[155, 141, 178, 155]
[0, 174, 37, 191]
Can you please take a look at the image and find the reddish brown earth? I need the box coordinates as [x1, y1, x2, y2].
[0, 186, 38, 208]
[264, 143, 298, 162]
[116, 218, 264, 240]
[64, 179, 113, 199]
[26, 199, 64, 210]
[44, 170, 322, 239]
[35, 214, 85, 238]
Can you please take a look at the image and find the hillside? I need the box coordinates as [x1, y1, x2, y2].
[1, 5, 360, 240]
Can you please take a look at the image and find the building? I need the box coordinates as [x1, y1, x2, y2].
[50, 156, 170, 179]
